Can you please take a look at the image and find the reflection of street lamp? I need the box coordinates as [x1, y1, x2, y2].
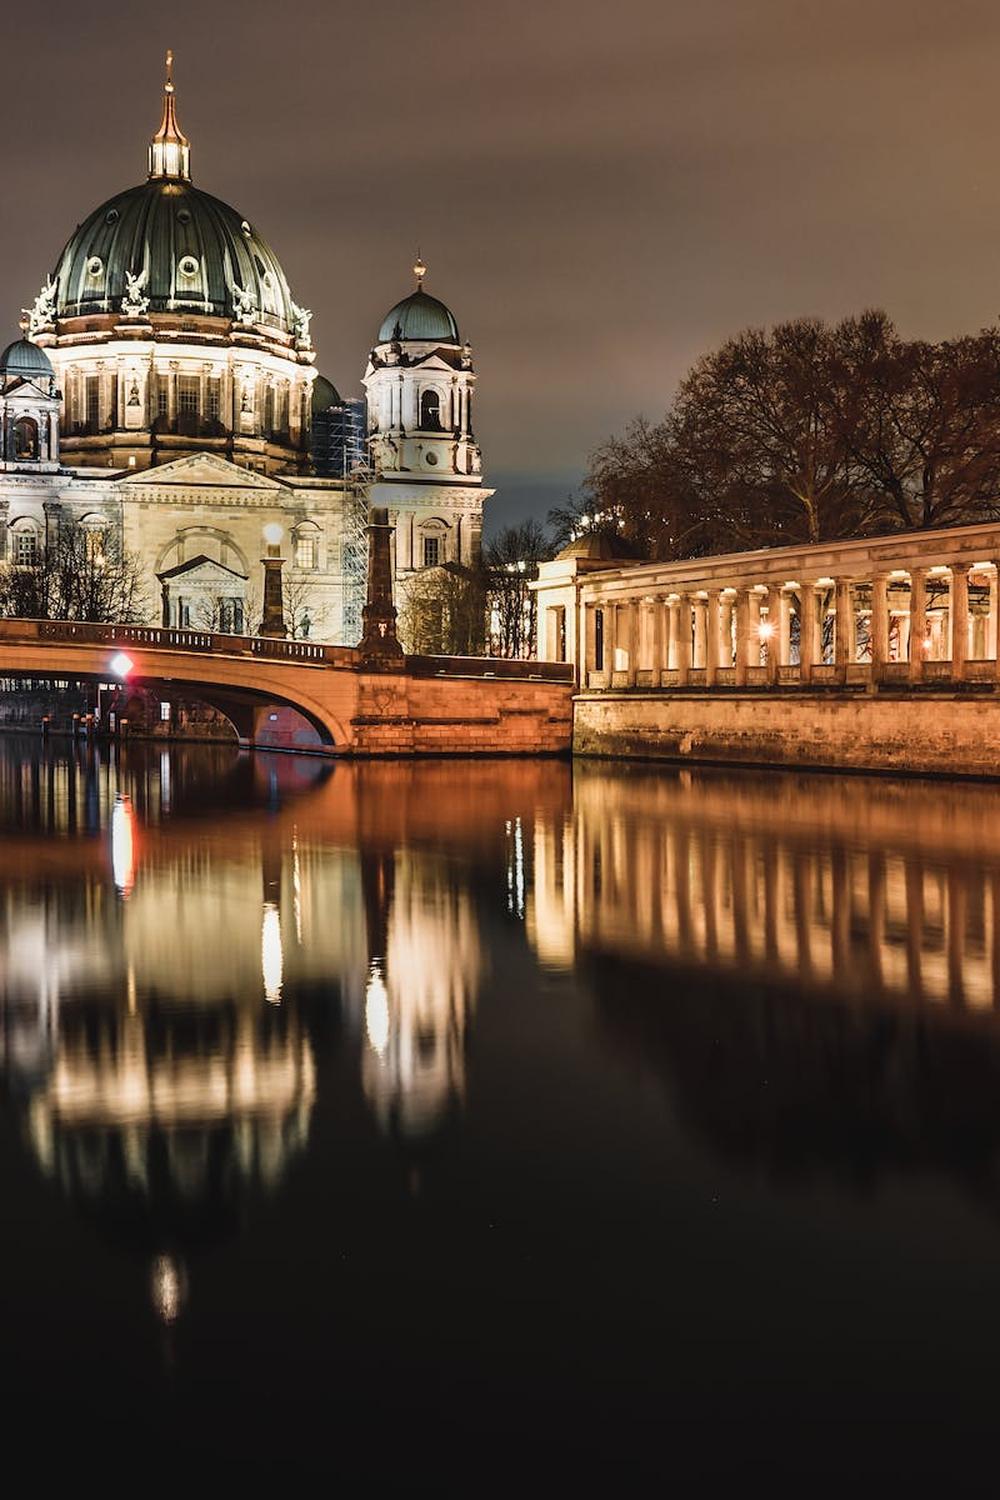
[259, 522, 287, 638]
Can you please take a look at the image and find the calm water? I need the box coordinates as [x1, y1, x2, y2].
[5, 737, 1000, 1479]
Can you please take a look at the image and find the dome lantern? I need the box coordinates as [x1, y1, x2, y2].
[148, 49, 191, 183]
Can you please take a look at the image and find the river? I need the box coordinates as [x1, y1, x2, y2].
[2, 736, 1000, 1481]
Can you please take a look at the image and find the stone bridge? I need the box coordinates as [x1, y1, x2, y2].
[0, 618, 574, 756]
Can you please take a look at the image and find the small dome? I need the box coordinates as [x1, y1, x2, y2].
[0, 336, 54, 383]
[311, 374, 342, 412]
[377, 290, 459, 345]
[557, 531, 641, 562]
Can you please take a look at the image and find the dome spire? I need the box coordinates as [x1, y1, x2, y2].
[148, 49, 191, 182]
[413, 253, 426, 291]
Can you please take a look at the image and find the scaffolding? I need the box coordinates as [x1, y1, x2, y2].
[312, 396, 370, 643]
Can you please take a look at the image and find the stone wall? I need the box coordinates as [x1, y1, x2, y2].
[350, 672, 573, 756]
[573, 688, 1000, 778]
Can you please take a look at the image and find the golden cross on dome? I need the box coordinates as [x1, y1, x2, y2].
[413, 254, 427, 290]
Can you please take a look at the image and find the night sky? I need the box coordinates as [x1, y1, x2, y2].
[3, 0, 1000, 532]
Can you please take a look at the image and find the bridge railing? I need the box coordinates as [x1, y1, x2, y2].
[0, 620, 571, 681]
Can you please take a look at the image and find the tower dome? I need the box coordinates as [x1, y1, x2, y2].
[0, 336, 54, 387]
[377, 291, 460, 345]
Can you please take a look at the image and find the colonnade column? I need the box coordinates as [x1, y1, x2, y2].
[834, 578, 853, 684]
[764, 585, 781, 686]
[799, 583, 819, 684]
[583, 602, 596, 685]
[779, 590, 792, 667]
[675, 594, 693, 684]
[908, 568, 927, 683]
[603, 602, 617, 684]
[871, 572, 889, 682]
[667, 598, 679, 672]
[719, 593, 734, 669]
[988, 565, 999, 666]
[693, 597, 707, 670]
[951, 564, 970, 681]
[705, 590, 720, 686]
[623, 602, 639, 687]
[734, 589, 751, 687]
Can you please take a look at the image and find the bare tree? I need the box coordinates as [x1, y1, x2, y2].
[0, 518, 149, 622]
[398, 563, 487, 655]
[283, 574, 326, 639]
[484, 519, 553, 658]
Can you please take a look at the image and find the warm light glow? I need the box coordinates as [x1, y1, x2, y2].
[111, 795, 136, 898]
[110, 651, 134, 678]
[263, 523, 284, 547]
[757, 620, 775, 640]
[261, 901, 283, 1004]
[150, 1254, 185, 1326]
[365, 961, 390, 1056]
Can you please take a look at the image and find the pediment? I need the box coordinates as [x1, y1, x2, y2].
[158, 552, 248, 583]
[4, 378, 57, 403]
[117, 452, 290, 491]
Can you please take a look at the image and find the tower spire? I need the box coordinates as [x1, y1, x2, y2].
[413, 253, 426, 291]
[148, 49, 191, 182]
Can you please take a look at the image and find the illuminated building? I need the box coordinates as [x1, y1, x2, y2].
[0, 56, 490, 642]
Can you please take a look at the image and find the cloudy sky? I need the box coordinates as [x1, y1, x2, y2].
[3, 0, 1000, 530]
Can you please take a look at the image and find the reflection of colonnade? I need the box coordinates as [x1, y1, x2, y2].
[535, 519, 1000, 690]
[528, 770, 1000, 1014]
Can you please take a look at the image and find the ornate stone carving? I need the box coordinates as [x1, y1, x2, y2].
[290, 301, 312, 347]
[231, 282, 258, 325]
[121, 268, 150, 318]
[24, 277, 57, 337]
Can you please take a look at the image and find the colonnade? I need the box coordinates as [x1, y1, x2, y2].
[580, 558, 1000, 689]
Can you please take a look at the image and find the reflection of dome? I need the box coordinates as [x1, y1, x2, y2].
[0, 336, 54, 385]
[377, 290, 460, 345]
[52, 180, 298, 335]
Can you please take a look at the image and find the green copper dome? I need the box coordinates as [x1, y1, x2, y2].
[51, 178, 299, 336]
[377, 290, 460, 345]
[0, 336, 55, 383]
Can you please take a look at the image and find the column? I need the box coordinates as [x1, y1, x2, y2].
[778, 590, 792, 667]
[603, 602, 618, 683]
[908, 568, 927, 682]
[651, 598, 668, 685]
[693, 597, 707, 669]
[799, 583, 819, 685]
[719, 594, 734, 668]
[870, 572, 889, 682]
[583, 602, 596, 684]
[950, 564, 970, 681]
[705, 590, 720, 686]
[734, 588, 751, 687]
[0, 498, 8, 562]
[675, 594, 693, 684]
[988, 565, 999, 665]
[834, 577, 853, 683]
[623, 602, 639, 687]
[764, 585, 781, 686]
[667, 598, 679, 671]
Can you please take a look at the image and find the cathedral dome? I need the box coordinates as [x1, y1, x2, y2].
[51, 178, 299, 336]
[377, 290, 460, 345]
[0, 336, 54, 383]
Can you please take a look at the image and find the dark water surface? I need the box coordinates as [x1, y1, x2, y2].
[4, 736, 1000, 1481]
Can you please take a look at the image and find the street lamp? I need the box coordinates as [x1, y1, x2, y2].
[259, 523, 287, 638]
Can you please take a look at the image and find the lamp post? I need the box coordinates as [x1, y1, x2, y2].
[259, 522, 287, 638]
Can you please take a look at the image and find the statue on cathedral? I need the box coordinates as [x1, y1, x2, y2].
[25, 277, 57, 337]
[290, 301, 313, 348]
[231, 282, 257, 325]
[121, 268, 150, 319]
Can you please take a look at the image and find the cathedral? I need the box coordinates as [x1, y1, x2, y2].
[0, 55, 492, 641]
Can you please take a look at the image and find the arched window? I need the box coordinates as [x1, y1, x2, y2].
[13, 418, 39, 461]
[80, 516, 108, 566]
[294, 522, 320, 570]
[419, 520, 448, 569]
[11, 522, 40, 566]
[420, 389, 442, 431]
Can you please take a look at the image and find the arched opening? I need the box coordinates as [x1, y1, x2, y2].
[10, 521, 41, 566]
[420, 389, 442, 431]
[13, 418, 39, 461]
[293, 521, 320, 571]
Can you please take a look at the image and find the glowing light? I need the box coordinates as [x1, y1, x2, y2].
[110, 651, 134, 678]
[757, 620, 775, 640]
[111, 795, 136, 898]
[261, 901, 283, 1004]
[365, 961, 390, 1056]
[150, 1254, 186, 1326]
[263, 523, 284, 547]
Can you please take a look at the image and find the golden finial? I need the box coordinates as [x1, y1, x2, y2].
[18, 313, 29, 335]
[165, 48, 174, 93]
[149, 49, 190, 181]
[413, 253, 426, 290]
